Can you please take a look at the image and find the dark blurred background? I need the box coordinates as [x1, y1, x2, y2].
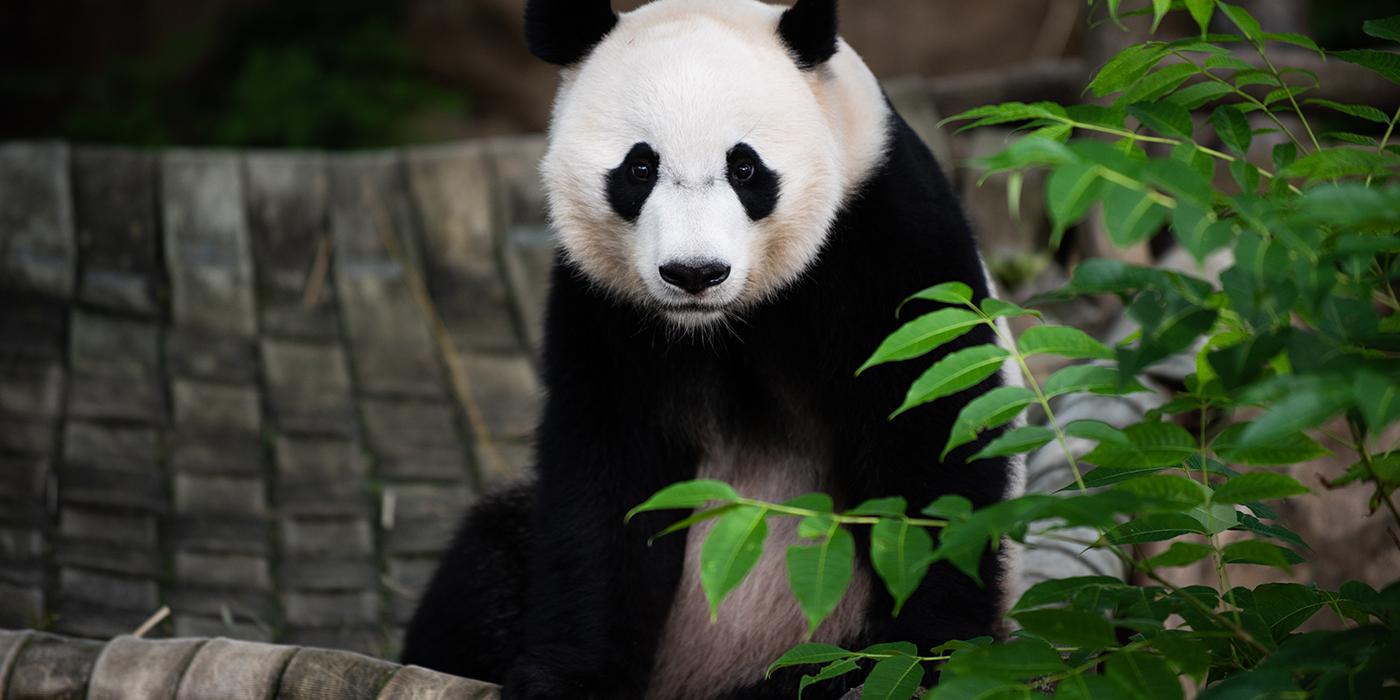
[0, 0, 1387, 150]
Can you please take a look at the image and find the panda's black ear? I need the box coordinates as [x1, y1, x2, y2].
[778, 0, 839, 70]
[525, 0, 618, 66]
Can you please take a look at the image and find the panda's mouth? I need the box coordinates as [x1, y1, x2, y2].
[660, 302, 729, 313]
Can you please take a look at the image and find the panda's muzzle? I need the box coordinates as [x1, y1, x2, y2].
[659, 260, 731, 295]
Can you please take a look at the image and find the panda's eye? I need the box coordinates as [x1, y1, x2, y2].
[731, 160, 756, 183]
[629, 161, 653, 182]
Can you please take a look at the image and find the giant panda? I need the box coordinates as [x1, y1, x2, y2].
[402, 1, 1022, 698]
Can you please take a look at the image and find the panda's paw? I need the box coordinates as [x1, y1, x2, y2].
[502, 663, 627, 700]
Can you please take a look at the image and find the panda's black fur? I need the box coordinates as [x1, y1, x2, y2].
[402, 2, 1014, 698]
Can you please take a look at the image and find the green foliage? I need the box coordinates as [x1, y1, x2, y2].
[633, 3, 1400, 698]
[49, 0, 469, 148]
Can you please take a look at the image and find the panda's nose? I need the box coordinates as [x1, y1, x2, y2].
[659, 261, 731, 295]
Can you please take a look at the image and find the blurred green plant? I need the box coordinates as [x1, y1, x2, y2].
[633, 2, 1400, 698]
[59, 0, 467, 148]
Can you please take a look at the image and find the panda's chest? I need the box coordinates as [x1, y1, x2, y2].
[646, 431, 872, 700]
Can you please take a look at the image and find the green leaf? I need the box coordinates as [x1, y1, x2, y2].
[1122, 63, 1199, 105]
[628, 480, 739, 521]
[848, 497, 908, 518]
[941, 102, 1068, 131]
[784, 493, 835, 513]
[1234, 513, 1308, 549]
[1144, 158, 1215, 206]
[1252, 583, 1325, 639]
[899, 281, 973, 315]
[700, 505, 769, 621]
[787, 526, 855, 635]
[1012, 576, 1127, 612]
[1169, 81, 1234, 110]
[859, 308, 984, 374]
[1090, 44, 1170, 98]
[1354, 369, 1400, 434]
[1304, 98, 1391, 124]
[1107, 513, 1208, 544]
[798, 658, 861, 699]
[1212, 472, 1310, 504]
[1114, 474, 1208, 508]
[1056, 675, 1135, 700]
[1211, 105, 1253, 156]
[1182, 0, 1215, 34]
[766, 643, 852, 677]
[1363, 15, 1400, 44]
[943, 386, 1037, 459]
[968, 425, 1055, 461]
[1043, 364, 1148, 398]
[1273, 142, 1298, 172]
[1211, 424, 1329, 465]
[1149, 631, 1211, 683]
[1144, 541, 1215, 569]
[1265, 32, 1324, 57]
[1083, 422, 1197, 469]
[871, 517, 934, 616]
[1014, 608, 1118, 649]
[893, 345, 1009, 418]
[1172, 201, 1234, 263]
[1220, 540, 1301, 571]
[1077, 465, 1166, 489]
[1128, 102, 1195, 140]
[1149, 0, 1170, 31]
[943, 639, 1066, 681]
[1205, 53, 1256, 72]
[1019, 325, 1113, 360]
[650, 504, 741, 542]
[1332, 49, 1400, 86]
[1103, 185, 1170, 247]
[1107, 651, 1183, 700]
[922, 494, 973, 521]
[981, 298, 1041, 320]
[1236, 384, 1352, 447]
[1200, 670, 1302, 700]
[924, 677, 1019, 700]
[1047, 162, 1107, 245]
[1218, 2, 1263, 43]
[862, 655, 924, 700]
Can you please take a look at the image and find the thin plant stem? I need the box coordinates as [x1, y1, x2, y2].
[1253, 44, 1322, 153]
[1349, 420, 1400, 538]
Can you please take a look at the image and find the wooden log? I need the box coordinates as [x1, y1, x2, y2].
[378, 665, 500, 700]
[276, 647, 398, 700]
[88, 636, 205, 700]
[174, 637, 297, 700]
[3, 631, 103, 700]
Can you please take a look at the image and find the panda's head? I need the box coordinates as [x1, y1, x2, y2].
[528, 0, 889, 328]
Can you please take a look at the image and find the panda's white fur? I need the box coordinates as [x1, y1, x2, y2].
[541, 0, 889, 328]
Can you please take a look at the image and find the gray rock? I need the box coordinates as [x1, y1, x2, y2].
[161, 151, 257, 338]
[71, 148, 161, 315]
[0, 143, 76, 299]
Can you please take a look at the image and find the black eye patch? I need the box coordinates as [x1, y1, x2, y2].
[726, 143, 780, 221]
[606, 142, 660, 222]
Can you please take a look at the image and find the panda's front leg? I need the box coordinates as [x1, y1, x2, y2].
[503, 407, 697, 700]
